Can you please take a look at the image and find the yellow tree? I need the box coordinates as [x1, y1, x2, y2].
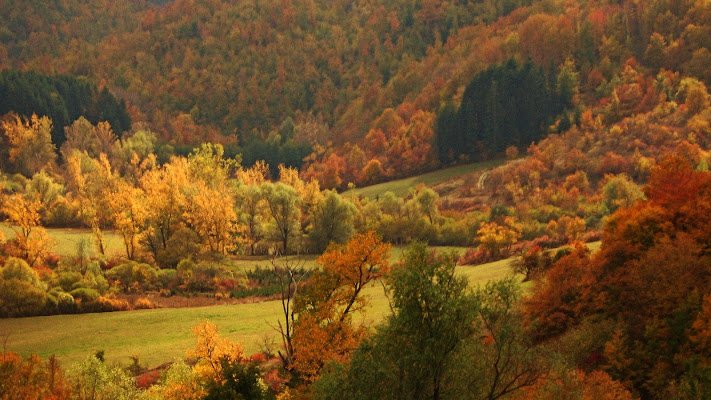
[65, 152, 117, 256]
[140, 158, 189, 259]
[110, 179, 148, 260]
[235, 161, 271, 255]
[279, 164, 323, 234]
[188, 321, 245, 383]
[0, 192, 54, 266]
[60, 117, 118, 161]
[291, 231, 391, 382]
[1, 113, 57, 177]
[183, 180, 240, 254]
[477, 217, 522, 259]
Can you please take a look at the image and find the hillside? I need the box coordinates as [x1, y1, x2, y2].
[2, 0, 710, 188]
[2, 0, 711, 398]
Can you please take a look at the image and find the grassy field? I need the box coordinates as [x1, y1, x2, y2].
[345, 160, 505, 198]
[0, 223, 124, 258]
[0, 219, 600, 370]
[0, 247, 519, 369]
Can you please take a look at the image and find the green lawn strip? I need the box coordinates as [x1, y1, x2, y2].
[345, 160, 505, 198]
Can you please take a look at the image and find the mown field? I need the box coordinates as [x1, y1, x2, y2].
[1, 248, 519, 369]
[344, 160, 504, 198]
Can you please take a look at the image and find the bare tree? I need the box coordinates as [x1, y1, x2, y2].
[268, 252, 308, 370]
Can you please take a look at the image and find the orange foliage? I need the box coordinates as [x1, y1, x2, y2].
[292, 231, 390, 382]
[0, 352, 70, 400]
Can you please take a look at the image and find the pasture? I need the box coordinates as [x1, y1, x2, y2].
[344, 160, 504, 198]
[1, 248, 519, 369]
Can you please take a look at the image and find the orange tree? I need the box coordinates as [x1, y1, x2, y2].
[524, 156, 711, 398]
[287, 231, 390, 385]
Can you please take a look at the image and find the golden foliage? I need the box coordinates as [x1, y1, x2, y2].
[188, 321, 245, 383]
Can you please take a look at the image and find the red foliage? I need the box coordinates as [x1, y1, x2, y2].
[136, 370, 160, 389]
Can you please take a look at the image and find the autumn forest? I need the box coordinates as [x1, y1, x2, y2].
[2, 0, 711, 399]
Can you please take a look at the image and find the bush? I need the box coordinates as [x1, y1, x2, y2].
[1, 257, 43, 287]
[154, 227, 201, 268]
[106, 262, 158, 292]
[56, 271, 83, 292]
[133, 297, 156, 310]
[70, 287, 100, 303]
[98, 296, 131, 312]
[56, 291, 78, 313]
[156, 269, 179, 289]
[0, 279, 48, 317]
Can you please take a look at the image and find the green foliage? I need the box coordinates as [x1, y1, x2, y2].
[1, 256, 42, 287]
[601, 174, 645, 213]
[0, 278, 48, 317]
[437, 59, 558, 163]
[261, 182, 301, 254]
[69, 287, 100, 303]
[203, 359, 275, 400]
[308, 190, 357, 253]
[69, 355, 141, 400]
[314, 244, 477, 399]
[315, 246, 543, 399]
[106, 262, 158, 292]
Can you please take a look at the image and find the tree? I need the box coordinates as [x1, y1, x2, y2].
[110, 180, 148, 260]
[69, 355, 141, 400]
[60, 117, 118, 161]
[235, 184, 266, 256]
[261, 182, 301, 254]
[314, 243, 476, 399]
[290, 232, 390, 383]
[476, 217, 522, 260]
[308, 190, 357, 253]
[140, 158, 189, 263]
[0, 192, 54, 266]
[183, 180, 239, 255]
[1, 113, 56, 177]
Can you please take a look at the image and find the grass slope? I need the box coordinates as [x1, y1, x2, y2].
[345, 160, 504, 198]
[1, 249, 517, 369]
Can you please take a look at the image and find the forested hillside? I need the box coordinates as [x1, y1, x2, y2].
[2, 0, 711, 399]
[2, 0, 709, 186]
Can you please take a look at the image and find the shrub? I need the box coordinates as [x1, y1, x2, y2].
[133, 297, 156, 310]
[56, 292, 78, 314]
[1, 257, 43, 287]
[154, 227, 201, 268]
[70, 288, 100, 303]
[96, 296, 131, 312]
[64, 275, 88, 292]
[106, 262, 158, 292]
[0, 279, 48, 317]
[156, 269, 178, 289]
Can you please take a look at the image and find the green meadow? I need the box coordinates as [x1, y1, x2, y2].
[1, 249, 519, 369]
[0, 220, 600, 370]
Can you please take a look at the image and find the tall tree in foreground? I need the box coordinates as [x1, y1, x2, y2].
[314, 245, 543, 400]
[288, 231, 390, 385]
